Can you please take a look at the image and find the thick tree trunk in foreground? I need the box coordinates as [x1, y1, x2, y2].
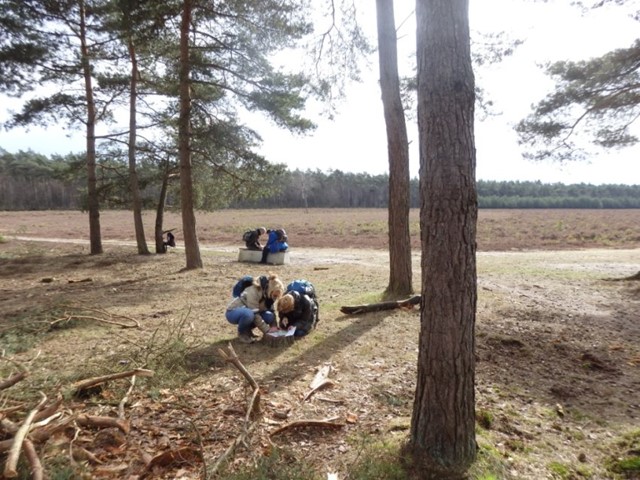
[376, 0, 413, 298]
[178, 0, 202, 269]
[409, 0, 477, 478]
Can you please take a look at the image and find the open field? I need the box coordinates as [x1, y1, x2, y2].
[1, 208, 639, 251]
[0, 209, 639, 479]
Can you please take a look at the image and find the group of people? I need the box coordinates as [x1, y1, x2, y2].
[225, 273, 319, 344]
[243, 227, 289, 264]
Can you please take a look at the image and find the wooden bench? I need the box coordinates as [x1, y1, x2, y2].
[237, 248, 290, 265]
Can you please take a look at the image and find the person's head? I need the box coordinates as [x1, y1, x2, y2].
[278, 293, 295, 314]
[266, 273, 284, 300]
[257, 227, 266, 235]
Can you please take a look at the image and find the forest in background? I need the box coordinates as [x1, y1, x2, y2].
[2, 148, 640, 211]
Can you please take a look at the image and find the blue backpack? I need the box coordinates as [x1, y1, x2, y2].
[232, 275, 268, 298]
[286, 279, 316, 299]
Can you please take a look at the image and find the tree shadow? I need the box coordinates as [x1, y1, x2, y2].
[184, 311, 392, 385]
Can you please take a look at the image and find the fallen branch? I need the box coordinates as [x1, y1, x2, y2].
[141, 447, 202, 479]
[0, 371, 29, 391]
[72, 368, 153, 395]
[340, 295, 421, 315]
[210, 343, 263, 477]
[29, 415, 76, 443]
[270, 416, 345, 437]
[33, 395, 63, 423]
[218, 343, 261, 419]
[76, 414, 130, 435]
[23, 439, 43, 480]
[218, 343, 258, 390]
[0, 357, 29, 391]
[3, 392, 47, 478]
[118, 376, 137, 420]
[303, 364, 334, 401]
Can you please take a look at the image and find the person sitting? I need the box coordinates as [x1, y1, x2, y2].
[225, 273, 284, 344]
[162, 230, 176, 253]
[277, 290, 318, 337]
[260, 228, 289, 264]
[243, 227, 266, 251]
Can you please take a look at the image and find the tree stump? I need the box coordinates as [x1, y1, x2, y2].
[262, 333, 295, 348]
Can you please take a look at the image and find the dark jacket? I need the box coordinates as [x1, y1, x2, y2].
[245, 229, 263, 250]
[280, 291, 317, 336]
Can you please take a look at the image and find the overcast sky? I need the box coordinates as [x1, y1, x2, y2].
[1, 0, 638, 185]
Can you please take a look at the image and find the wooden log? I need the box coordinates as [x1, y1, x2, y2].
[340, 294, 421, 315]
[76, 414, 130, 434]
[71, 368, 153, 395]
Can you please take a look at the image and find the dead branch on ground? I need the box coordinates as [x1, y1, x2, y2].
[71, 368, 153, 395]
[0, 357, 29, 391]
[23, 439, 43, 480]
[209, 343, 262, 477]
[118, 376, 137, 420]
[270, 416, 345, 437]
[339, 294, 421, 315]
[76, 414, 130, 435]
[303, 364, 334, 401]
[3, 391, 47, 478]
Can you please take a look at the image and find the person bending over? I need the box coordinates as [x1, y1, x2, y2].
[244, 227, 266, 251]
[260, 228, 289, 263]
[226, 273, 284, 343]
[277, 290, 318, 337]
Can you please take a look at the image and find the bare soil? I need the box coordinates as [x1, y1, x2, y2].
[0, 209, 639, 480]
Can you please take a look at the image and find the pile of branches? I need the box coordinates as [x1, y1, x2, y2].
[1, 357, 152, 479]
[2, 344, 346, 479]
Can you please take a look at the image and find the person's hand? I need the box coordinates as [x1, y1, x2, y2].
[281, 317, 289, 328]
[268, 326, 279, 333]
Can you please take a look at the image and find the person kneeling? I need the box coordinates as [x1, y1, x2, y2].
[277, 291, 318, 337]
[226, 274, 284, 343]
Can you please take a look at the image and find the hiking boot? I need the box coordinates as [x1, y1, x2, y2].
[253, 314, 271, 334]
[237, 332, 255, 344]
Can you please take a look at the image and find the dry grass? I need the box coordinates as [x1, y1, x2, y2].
[0, 209, 639, 479]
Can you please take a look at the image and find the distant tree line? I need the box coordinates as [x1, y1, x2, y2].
[2, 149, 639, 210]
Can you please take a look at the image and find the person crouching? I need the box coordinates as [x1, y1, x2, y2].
[277, 291, 318, 337]
[226, 274, 284, 343]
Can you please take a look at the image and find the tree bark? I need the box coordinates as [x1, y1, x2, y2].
[80, 0, 102, 255]
[178, 0, 203, 269]
[376, 0, 413, 298]
[155, 168, 170, 253]
[409, 0, 477, 477]
[127, 36, 150, 255]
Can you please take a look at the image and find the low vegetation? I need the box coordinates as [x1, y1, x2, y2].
[0, 209, 639, 479]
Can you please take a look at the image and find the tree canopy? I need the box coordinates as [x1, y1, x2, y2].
[516, 38, 640, 162]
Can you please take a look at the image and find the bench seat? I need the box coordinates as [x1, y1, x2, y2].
[237, 248, 290, 265]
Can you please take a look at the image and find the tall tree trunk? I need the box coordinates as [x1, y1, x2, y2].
[79, 0, 102, 255]
[127, 37, 150, 255]
[178, 0, 202, 269]
[409, 0, 477, 478]
[376, 0, 413, 298]
[155, 165, 171, 253]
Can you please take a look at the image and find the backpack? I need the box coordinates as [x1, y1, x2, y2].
[232, 275, 268, 298]
[275, 228, 287, 242]
[242, 230, 253, 243]
[286, 279, 315, 299]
